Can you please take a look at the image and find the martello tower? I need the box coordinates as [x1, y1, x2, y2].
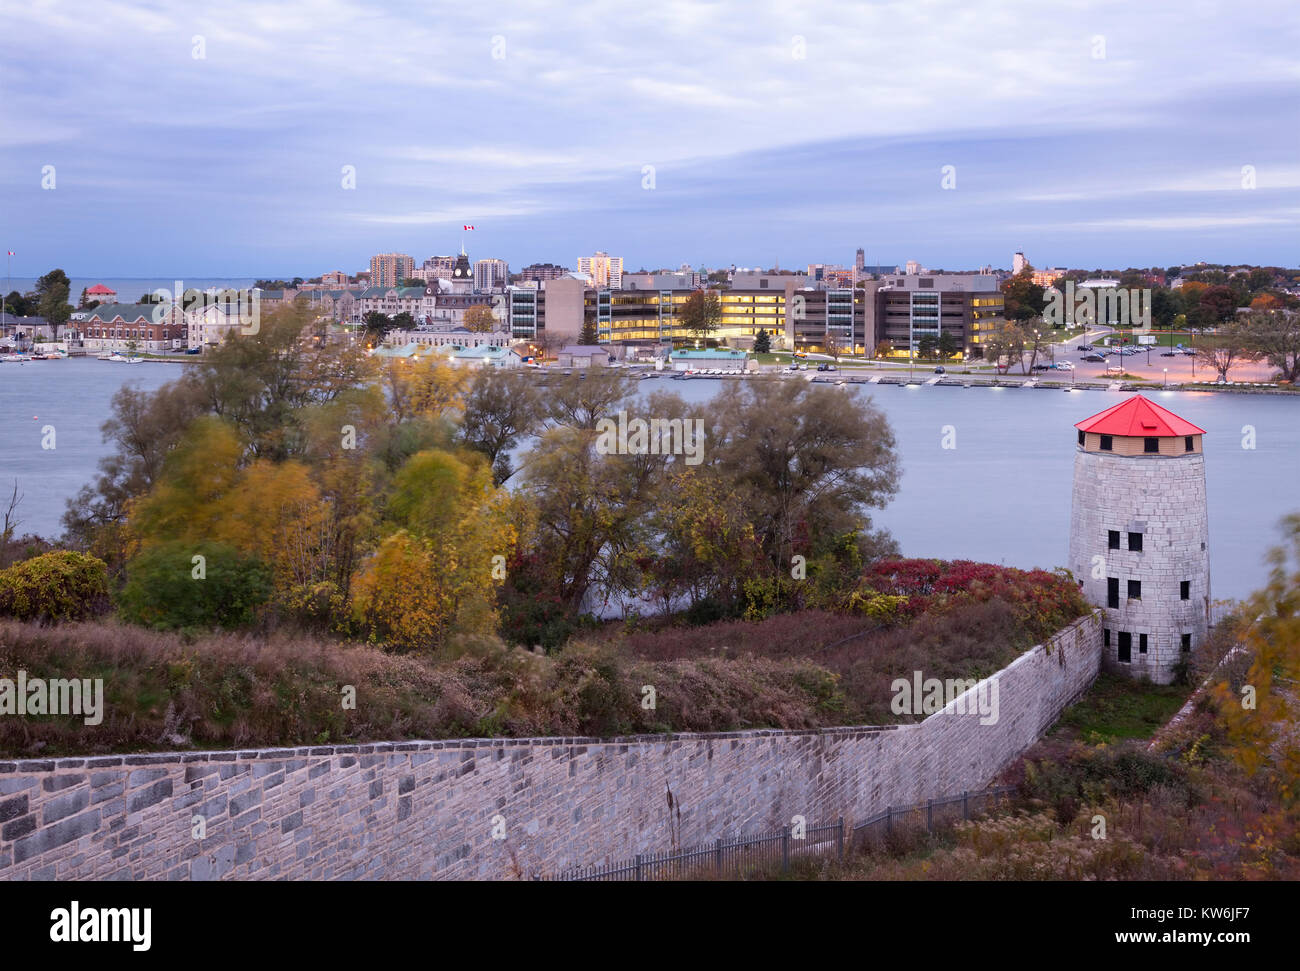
[1068, 395, 1210, 684]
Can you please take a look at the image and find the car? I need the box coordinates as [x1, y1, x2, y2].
[1054, 361, 1075, 371]
[825, 364, 837, 371]
[1160, 351, 1177, 357]
[1032, 363, 1052, 371]
[1182, 349, 1197, 356]
[817, 363, 829, 371]
[1076, 344, 1092, 352]
[934, 365, 945, 374]
[1082, 353, 1106, 362]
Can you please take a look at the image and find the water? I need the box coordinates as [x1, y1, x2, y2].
[1, 363, 1297, 599]
[0, 358, 177, 538]
[2, 277, 258, 307]
[654, 378, 1300, 601]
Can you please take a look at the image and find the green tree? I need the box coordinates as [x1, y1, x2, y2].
[35, 269, 72, 340]
[1001, 270, 1045, 323]
[459, 369, 541, 483]
[753, 328, 771, 354]
[117, 541, 272, 631]
[937, 331, 961, 360]
[702, 379, 899, 571]
[362, 311, 394, 342]
[679, 289, 722, 342]
[578, 318, 599, 345]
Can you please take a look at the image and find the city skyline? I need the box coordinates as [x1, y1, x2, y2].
[2, 0, 1298, 276]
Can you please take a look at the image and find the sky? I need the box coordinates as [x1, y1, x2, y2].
[1, 0, 1298, 277]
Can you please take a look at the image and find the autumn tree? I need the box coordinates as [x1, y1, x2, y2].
[351, 448, 517, 651]
[459, 368, 542, 483]
[1194, 321, 1251, 383]
[701, 378, 899, 572]
[1213, 513, 1300, 803]
[1243, 310, 1300, 383]
[463, 304, 497, 333]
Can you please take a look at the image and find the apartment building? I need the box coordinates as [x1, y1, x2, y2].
[369, 253, 415, 288]
[473, 258, 510, 292]
[576, 251, 623, 289]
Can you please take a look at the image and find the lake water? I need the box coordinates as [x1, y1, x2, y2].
[1, 362, 1296, 600]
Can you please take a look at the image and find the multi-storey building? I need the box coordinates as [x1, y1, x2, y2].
[369, 253, 415, 288]
[581, 281, 875, 355]
[576, 251, 623, 289]
[473, 258, 509, 292]
[502, 276, 585, 344]
[518, 262, 570, 283]
[356, 286, 436, 323]
[83, 303, 186, 352]
[875, 273, 1004, 359]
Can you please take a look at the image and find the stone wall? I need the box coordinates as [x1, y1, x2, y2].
[0, 613, 1101, 880]
[1069, 445, 1210, 683]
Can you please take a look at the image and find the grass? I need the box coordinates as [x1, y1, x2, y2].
[1052, 673, 1193, 744]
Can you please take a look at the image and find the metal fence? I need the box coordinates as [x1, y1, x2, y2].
[852, 785, 1017, 847]
[540, 785, 1019, 880]
[541, 819, 845, 881]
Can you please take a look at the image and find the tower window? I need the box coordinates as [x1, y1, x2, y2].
[1108, 530, 1120, 550]
[1180, 580, 1190, 600]
[1128, 532, 1143, 552]
[1182, 634, 1192, 652]
[1117, 632, 1132, 662]
[1144, 437, 1159, 453]
[1078, 430, 1085, 446]
[1185, 436, 1194, 452]
[1103, 628, 1111, 647]
[1100, 435, 1113, 451]
[1127, 579, 1142, 600]
[1107, 577, 1119, 608]
[1139, 633, 1148, 654]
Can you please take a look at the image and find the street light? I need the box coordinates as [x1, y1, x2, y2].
[1163, 368, 1168, 388]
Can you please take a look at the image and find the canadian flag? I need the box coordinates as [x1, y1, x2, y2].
[463, 225, 475, 231]
[5, 251, 13, 256]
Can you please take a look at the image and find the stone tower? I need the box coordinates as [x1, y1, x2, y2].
[1068, 395, 1209, 684]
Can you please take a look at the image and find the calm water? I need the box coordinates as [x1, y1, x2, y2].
[2, 362, 1297, 599]
[0, 359, 176, 538]
[659, 378, 1300, 601]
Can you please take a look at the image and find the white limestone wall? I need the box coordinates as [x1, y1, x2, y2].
[1069, 446, 1209, 683]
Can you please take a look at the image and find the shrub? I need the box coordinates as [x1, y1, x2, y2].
[117, 541, 272, 631]
[0, 550, 109, 621]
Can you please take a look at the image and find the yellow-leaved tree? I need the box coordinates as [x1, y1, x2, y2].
[1214, 513, 1300, 803]
[350, 448, 517, 652]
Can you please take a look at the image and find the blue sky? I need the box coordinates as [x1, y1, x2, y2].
[2, 0, 1298, 277]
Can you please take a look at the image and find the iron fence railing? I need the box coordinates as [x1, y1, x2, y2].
[540, 785, 1018, 881]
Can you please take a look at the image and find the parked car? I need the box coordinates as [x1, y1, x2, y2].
[1082, 353, 1106, 362]
[1182, 349, 1197, 356]
[1160, 351, 1177, 357]
[1076, 344, 1092, 352]
[934, 365, 946, 374]
[817, 363, 829, 371]
[1054, 361, 1075, 371]
[825, 364, 837, 371]
[1032, 363, 1052, 371]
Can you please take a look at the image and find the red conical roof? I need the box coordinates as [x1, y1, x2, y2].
[1075, 394, 1205, 437]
